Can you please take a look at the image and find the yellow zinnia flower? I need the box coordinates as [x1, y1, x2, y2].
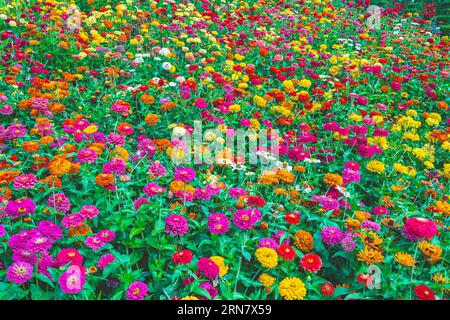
[278, 277, 307, 300]
[255, 248, 278, 269]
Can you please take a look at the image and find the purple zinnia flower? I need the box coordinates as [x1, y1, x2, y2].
[258, 238, 278, 250]
[207, 213, 230, 234]
[321, 226, 343, 245]
[165, 214, 189, 236]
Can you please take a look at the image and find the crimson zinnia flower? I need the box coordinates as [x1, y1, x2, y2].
[414, 285, 436, 300]
[300, 253, 323, 273]
[321, 283, 335, 296]
[277, 244, 296, 260]
[284, 212, 301, 225]
[172, 250, 193, 266]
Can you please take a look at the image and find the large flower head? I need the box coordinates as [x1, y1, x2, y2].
[165, 214, 189, 236]
[278, 277, 307, 300]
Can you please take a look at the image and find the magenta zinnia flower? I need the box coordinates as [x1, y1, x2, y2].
[97, 253, 116, 269]
[174, 166, 196, 183]
[402, 217, 438, 242]
[6, 261, 33, 284]
[232, 209, 261, 230]
[96, 230, 116, 243]
[5, 198, 36, 218]
[321, 226, 343, 245]
[14, 174, 38, 190]
[197, 257, 219, 280]
[143, 182, 165, 197]
[207, 213, 230, 234]
[55, 248, 84, 267]
[77, 148, 98, 163]
[78, 205, 99, 219]
[59, 266, 86, 294]
[165, 214, 189, 236]
[126, 281, 149, 300]
[47, 193, 71, 213]
[85, 235, 105, 251]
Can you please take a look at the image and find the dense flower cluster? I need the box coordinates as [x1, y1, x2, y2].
[0, 0, 448, 300]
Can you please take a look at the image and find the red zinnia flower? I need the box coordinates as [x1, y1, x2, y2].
[357, 273, 374, 287]
[246, 196, 265, 208]
[414, 285, 436, 300]
[284, 212, 301, 225]
[172, 250, 193, 266]
[300, 253, 323, 273]
[321, 283, 335, 296]
[277, 244, 296, 260]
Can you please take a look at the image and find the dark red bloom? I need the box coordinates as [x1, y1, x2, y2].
[284, 212, 301, 225]
[321, 283, 335, 296]
[414, 285, 436, 300]
[172, 250, 193, 266]
[246, 196, 265, 208]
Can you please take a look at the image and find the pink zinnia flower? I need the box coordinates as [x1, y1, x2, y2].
[59, 266, 86, 294]
[402, 218, 438, 242]
[97, 253, 116, 269]
[103, 157, 127, 175]
[197, 257, 219, 280]
[62, 213, 84, 228]
[165, 214, 189, 236]
[5, 198, 36, 218]
[12, 249, 37, 264]
[13, 174, 38, 189]
[232, 209, 261, 230]
[85, 235, 105, 251]
[133, 197, 148, 211]
[143, 182, 165, 197]
[6, 261, 33, 284]
[96, 230, 116, 243]
[174, 166, 196, 183]
[56, 248, 84, 267]
[207, 213, 230, 234]
[126, 281, 149, 300]
[47, 193, 71, 213]
[78, 205, 99, 219]
[77, 148, 98, 163]
[148, 161, 167, 177]
[321, 226, 343, 245]
[372, 206, 389, 215]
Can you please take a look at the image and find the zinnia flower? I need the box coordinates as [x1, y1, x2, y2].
[197, 257, 219, 280]
[278, 277, 307, 300]
[321, 226, 343, 245]
[402, 217, 438, 242]
[6, 261, 33, 284]
[47, 193, 71, 213]
[414, 285, 436, 300]
[255, 247, 278, 269]
[172, 250, 193, 265]
[165, 214, 189, 236]
[126, 281, 149, 300]
[59, 266, 86, 294]
[14, 174, 38, 189]
[300, 253, 323, 273]
[207, 213, 230, 234]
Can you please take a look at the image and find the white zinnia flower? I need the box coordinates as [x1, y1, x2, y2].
[162, 62, 172, 71]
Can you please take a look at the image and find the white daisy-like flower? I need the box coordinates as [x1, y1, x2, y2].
[159, 48, 170, 56]
[162, 62, 172, 71]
